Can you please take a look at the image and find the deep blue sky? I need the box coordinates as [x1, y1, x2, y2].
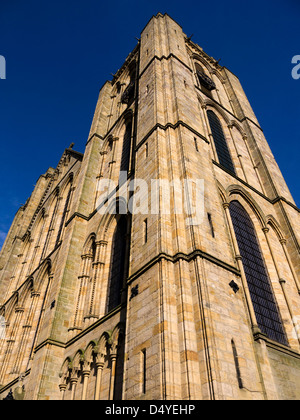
[0, 0, 299, 248]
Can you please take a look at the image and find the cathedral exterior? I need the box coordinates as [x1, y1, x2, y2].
[1, 13, 300, 400]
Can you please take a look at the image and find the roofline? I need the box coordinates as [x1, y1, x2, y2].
[139, 12, 183, 36]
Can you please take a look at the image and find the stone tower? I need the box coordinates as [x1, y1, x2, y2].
[0, 13, 300, 401]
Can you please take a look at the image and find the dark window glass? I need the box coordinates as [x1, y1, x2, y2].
[229, 200, 287, 345]
[107, 217, 127, 312]
[120, 121, 132, 173]
[55, 184, 72, 245]
[207, 110, 236, 174]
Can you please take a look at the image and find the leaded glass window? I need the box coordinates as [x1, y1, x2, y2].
[229, 200, 287, 345]
[207, 110, 236, 174]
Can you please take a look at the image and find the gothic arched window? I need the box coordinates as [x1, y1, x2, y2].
[107, 217, 128, 313]
[229, 200, 287, 345]
[195, 63, 216, 93]
[121, 65, 136, 106]
[207, 110, 236, 175]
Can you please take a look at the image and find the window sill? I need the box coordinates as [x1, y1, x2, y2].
[253, 331, 300, 359]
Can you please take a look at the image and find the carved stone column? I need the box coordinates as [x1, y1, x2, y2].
[81, 364, 91, 401]
[109, 353, 117, 400]
[94, 361, 104, 401]
[70, 373, 78, 401]
[59, 383, 67, 400]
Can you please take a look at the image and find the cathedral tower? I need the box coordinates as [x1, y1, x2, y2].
[1, 13, 300, 400]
